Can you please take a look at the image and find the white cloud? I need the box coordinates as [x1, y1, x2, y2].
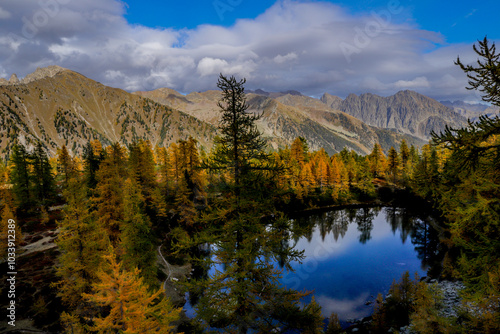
[274, 52, 298, 64]
[465, 9, 477, 18]
[197, 57, 229, 77]
[393, 76, 430, 89]
[0, 0, 495, 102]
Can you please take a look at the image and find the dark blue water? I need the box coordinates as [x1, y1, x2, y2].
[184, 206, 440, 323]
[280, 206, 438, 321]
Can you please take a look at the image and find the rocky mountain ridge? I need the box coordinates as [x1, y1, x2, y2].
[0, 66, 467, 159]
[135, 87, 427, 155]
[321, 90, 467, 139]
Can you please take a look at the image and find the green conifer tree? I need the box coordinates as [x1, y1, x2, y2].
[31, 141, 56, 207]
[83, 140, 104, 191]
[120, 178, 157, 288]
[387, 146, 399, 183]
[9, 144, 33, 211]
[185, 74, 314, 333]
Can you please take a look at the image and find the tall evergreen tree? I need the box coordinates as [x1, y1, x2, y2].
[387, 146, 399, 183]
[185, 74, 314, 333]
[83, 140, 104, 191]
[120, 178, 157, 288]
[9, 144, 33, 211]
[423, 37, 500, 331]
[400, 140, 410, 168]
[31, 141, 56, 207]
[400, 140, 411, 183]
[455, 36, 500, 106]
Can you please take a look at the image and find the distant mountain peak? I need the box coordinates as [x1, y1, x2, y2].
[248, 89, 302, 98]
[281, 90, 302, 96]
[321, 90, 466, 139]
[252, 89, 270, 96]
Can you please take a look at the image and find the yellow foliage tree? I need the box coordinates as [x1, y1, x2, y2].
[57, 145, 77, 188]
[83, 248, 181, 334]
[326, 312, 342, 334]
[291, 137, 308, 165]
[55, 178, 109, 308]
[300, 163, 316, 194]
[369, 143, 387, 178]
[93, 143, 127, 243]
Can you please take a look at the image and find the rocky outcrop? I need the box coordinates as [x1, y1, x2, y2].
[320, 92, 343, 110]
[8, 73, 19, 84]
[1, 65, 67, 86]
[433, 280, 466, 318]
[22, 65, 66, 84]
[399, 280, 466, 334]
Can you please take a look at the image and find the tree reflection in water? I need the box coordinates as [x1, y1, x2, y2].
[383, 205, 441, 270]
[289, 206, 441, 271]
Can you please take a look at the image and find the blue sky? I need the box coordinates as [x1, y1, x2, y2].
[0, 0, 499, 102]
[123, 0, 498, 43]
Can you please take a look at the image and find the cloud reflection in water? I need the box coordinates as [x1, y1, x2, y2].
[281, 207, 435, 321]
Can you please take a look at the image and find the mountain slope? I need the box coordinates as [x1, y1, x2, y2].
[0, 68, 215, 157]
[321, 90, 467, 139]
[136, 88, 426, 155]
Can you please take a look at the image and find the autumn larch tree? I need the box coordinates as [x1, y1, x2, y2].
[429, 37, 500, 331]
[128, 139, 156, 216]
[92, 143, 127, 243]
[57, 144, 77, 191]
[82, 247, 181, 334]
[369, 143, 387, 178]
[55, 177, 109, 312]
